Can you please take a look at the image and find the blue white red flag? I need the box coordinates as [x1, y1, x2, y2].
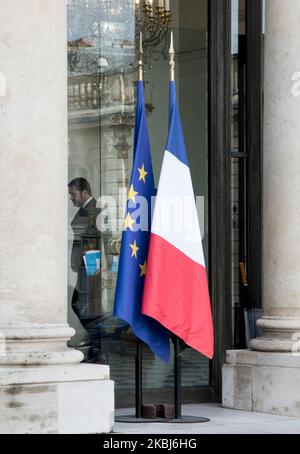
[142, 81, 214, 359]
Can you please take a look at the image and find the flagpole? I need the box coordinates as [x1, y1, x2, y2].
[168, 31, 210, 424]
[169, 30, 175, 82]
[138, 31, 143, 82]
[135, 31, 144, 420]
[135, 339, 143, 418]
[174, 336, 182, 419]
[169, 30, 183, 420]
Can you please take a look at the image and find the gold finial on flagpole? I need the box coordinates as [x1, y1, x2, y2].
[169, 30, 175, 81]
[138, 31, 143, 81]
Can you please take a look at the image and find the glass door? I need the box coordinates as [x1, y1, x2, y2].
[67, 0, 210, 408]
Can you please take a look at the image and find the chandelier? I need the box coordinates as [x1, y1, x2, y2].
[135, 0, 172, 69]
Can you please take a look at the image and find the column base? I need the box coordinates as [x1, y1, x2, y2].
[0, 324, 84, 365]
[249, 317, 300, 352]
[223, 350, 300, 418]
[0, 364, 114, 434]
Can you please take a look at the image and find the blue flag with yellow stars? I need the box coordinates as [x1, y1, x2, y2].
[113, 81, 170, 363]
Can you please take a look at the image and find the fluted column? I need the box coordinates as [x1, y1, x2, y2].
[0, 0, 113, 434]
[0, 0, 81, 366]
[250, 0, 300, 352]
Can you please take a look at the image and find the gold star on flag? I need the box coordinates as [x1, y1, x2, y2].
[123, 212, 135, 231]
[127, 184, 138, 203]
[139, 260, 147, 277]
[138, 164, 148, 183]
[129, 240, 139, 259]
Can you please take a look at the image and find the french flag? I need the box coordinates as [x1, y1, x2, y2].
[142, 81, 214, 359]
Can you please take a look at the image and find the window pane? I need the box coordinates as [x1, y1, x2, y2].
[67, 0, 209, 408]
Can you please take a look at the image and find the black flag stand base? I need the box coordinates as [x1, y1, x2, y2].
[115, 415, 210, 424]
[115, 337, 210, 424]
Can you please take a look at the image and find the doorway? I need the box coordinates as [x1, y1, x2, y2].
[66, 0, 263, 407]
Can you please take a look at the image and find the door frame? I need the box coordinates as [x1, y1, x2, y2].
[208, 0, 232, 400]
[208, 0, 263, 399]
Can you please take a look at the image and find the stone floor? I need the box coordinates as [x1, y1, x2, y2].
[114, 403, 300, 434]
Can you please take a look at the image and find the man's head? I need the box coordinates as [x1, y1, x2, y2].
[68, 178, 92, 207]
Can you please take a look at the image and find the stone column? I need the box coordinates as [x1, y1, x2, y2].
[0, 0, 113, 433]
[223, 0, 300, 417]
[249, 0, 300, 353]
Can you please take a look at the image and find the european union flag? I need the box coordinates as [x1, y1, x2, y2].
[113, 81, 170, 363]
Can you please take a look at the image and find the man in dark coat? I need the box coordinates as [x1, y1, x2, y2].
[68, 177, 110, 329]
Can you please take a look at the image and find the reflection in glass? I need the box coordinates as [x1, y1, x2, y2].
[230, 0, 249, 349]
[67, 0, 209, 407]
[67, 0, 136, 371]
